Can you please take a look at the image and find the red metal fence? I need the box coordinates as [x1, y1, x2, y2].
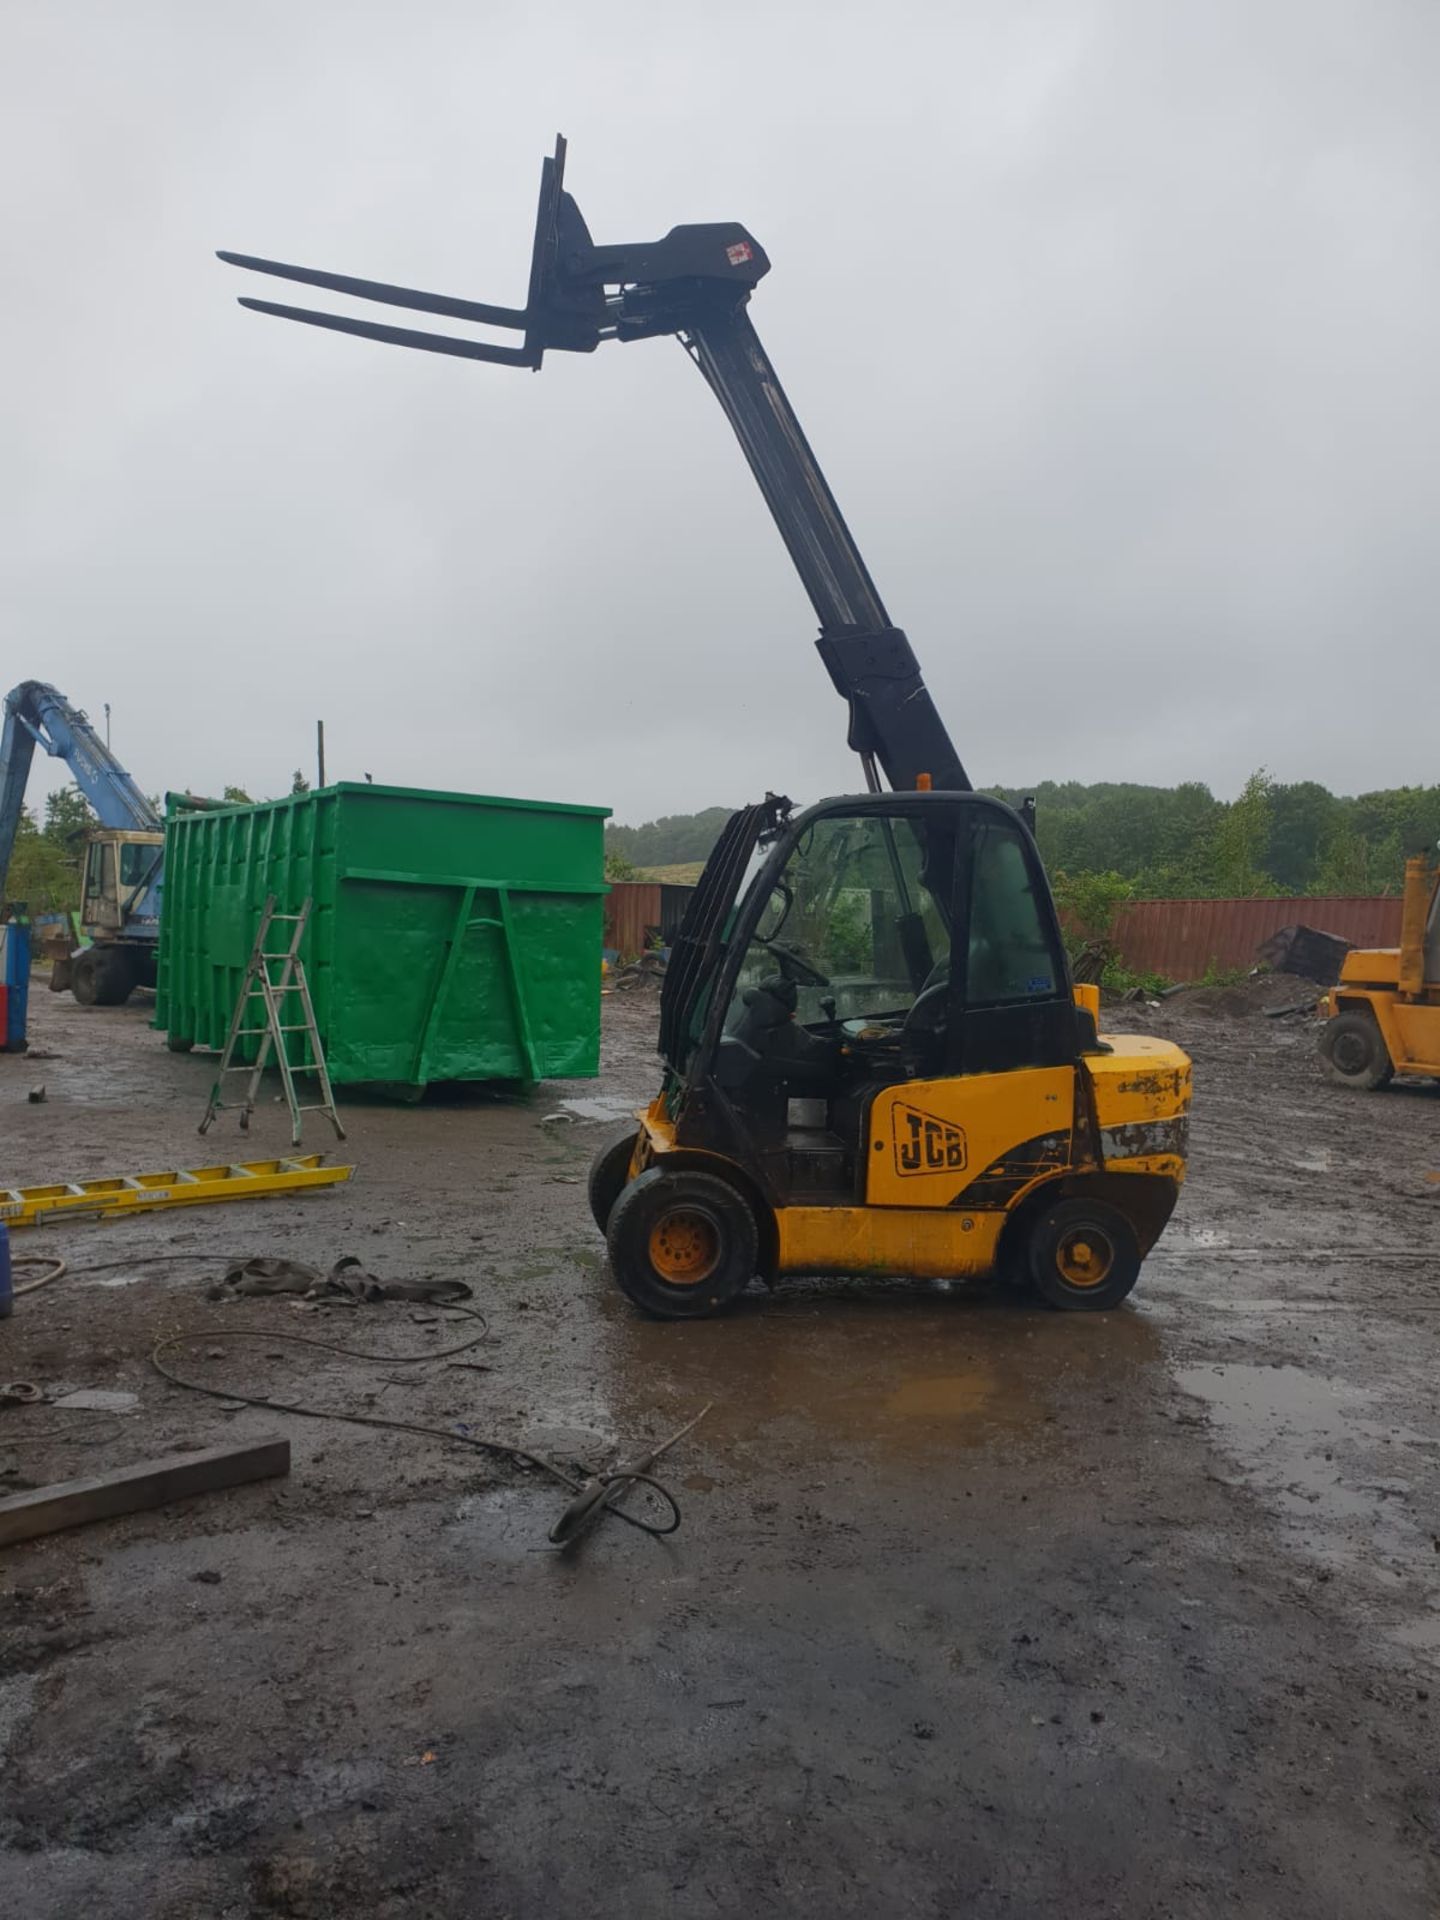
[1109, 896, 1403, 980]
[608, 884, 1402, 978]
[604, 882, 696, 959]
[604, 882, 660, 959]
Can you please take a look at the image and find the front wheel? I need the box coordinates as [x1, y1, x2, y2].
[588, 1130, 639, 1235]
[1319, 1009, 1393, 1090]
[606, 1167, 759, 1320]
[1026, 1197, 1141, 1312]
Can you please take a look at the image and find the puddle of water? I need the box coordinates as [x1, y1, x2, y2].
[601, 1294, 1163, 1470]
[1391, 1615, 1440, 1655]
[560, 1095, 640, 1124]
[1292, 1150, 1332, 1174]
[887, 1371, 999, 1419]
[1175, 1363, 1415, 1570]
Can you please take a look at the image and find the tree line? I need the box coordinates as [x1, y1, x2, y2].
[608, 776, 1440, 900]
[5, 788, 96, 913]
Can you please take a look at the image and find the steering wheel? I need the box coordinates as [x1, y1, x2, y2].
[902, 962, 950, 1034]
[757, 937, 830, 989]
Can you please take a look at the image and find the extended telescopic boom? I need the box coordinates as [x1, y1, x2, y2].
[220, 137, 968, 795]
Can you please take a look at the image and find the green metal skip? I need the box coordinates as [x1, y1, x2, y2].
[155, 783, 608, 1093]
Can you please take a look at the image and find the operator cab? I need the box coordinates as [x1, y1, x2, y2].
[671, 791, 1092, 1207]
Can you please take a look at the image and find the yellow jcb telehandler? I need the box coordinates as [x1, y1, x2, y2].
[222, 139, 1193, 1318]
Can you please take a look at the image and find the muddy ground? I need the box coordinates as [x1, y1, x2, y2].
[1, 981, 1437, 1917]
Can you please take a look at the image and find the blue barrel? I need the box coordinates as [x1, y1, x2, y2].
[0, 1222, 12, 1319]
[1, 918, 30, 1053]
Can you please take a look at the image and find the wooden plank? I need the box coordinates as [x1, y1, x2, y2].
[0, 1437, 291, 1548]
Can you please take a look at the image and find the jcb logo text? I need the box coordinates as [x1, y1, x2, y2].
[893, 1103, 967, 1176]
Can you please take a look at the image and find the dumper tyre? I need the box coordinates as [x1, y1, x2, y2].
[91, 949, 135, 1007]
[607, 1167, 758, 1320]
[1026, 1197, 1141, 1312]
[72, 947, 131, 1007]
[589, 1130, 639, 1234]
[1319, 1008, 1393, 1090]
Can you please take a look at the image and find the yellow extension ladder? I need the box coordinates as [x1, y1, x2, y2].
[0, 1155, 353, 1228]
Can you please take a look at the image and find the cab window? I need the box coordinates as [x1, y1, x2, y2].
[725, 812, 952, 1029]
[119, 842, 155, 889]
[83, 842, 114, 909]
[966, 821, 1059, 1005]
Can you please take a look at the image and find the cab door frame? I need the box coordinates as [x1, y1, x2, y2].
[946, 801, 1081, 1079]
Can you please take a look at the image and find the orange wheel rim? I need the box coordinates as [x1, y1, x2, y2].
[649, 1208, 720, 1285]
[1055, 1227, 1114, 1288]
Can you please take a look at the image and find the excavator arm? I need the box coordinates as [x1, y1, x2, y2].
[220, 137, 968, 796]
[0, 681, 160, 891]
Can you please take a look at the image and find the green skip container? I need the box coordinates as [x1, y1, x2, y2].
[155, 783, 609, 1093]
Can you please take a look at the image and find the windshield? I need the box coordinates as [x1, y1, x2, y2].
[724, 812, 951, 1030]
[119, 842, 159, 889]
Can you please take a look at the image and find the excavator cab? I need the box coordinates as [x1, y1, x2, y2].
[221, 138, 1192, 1317]
[64, 828, 164, 1004]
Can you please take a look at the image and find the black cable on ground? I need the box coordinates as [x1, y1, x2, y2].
[13, 1255, 68, 1296]
[149, 1326, 683, 1538]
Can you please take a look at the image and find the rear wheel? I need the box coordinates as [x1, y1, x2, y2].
[1026, 1197, 1141, 1312]
[75, 948, 135, 1007]
[1319, 1008, 1393, 1090]
[72, 947, 135, 1006]
[588, 1130, 639, 1234]
[606, 1167, 759, 1320]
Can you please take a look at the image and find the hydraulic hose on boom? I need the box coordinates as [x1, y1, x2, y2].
[219, 137, 969, 797]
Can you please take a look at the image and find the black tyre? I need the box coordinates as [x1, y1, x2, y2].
[90, 949, 135, 1007]
[606, 1167, 759, 1320]
[71, 948, 105, 1007]
[166, 1034, 195, 1054]
[1319, 1008, 1393, 1090]
[1026, 1197, 1141, 1312]
[588, 1130, 639, 1235]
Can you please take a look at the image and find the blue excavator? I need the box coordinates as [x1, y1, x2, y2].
[0, 681, 163, 1005]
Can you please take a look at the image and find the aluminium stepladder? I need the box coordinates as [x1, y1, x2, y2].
[199, 896, 345, 1146]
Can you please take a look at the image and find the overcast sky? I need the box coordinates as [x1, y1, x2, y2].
[4, 1, 1437, 827]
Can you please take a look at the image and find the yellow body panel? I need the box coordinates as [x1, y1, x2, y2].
[1338, 948, 1402, 989]
[1397, 855, 1435, 996]
[776, 1205, 1004, 1277]
[1085, 1035, 1192, 1180]
[865, 1065, 1075, 1208]
[634, 1029, 1191, 1275]
[1072, 982, 1101, 1022]
[1388, 1001, 1440, 1070]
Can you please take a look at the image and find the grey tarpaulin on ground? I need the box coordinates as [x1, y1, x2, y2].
[213, 1256, 474, 1306]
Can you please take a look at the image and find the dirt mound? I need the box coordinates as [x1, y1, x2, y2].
[1159, 969, 1321, 1018]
